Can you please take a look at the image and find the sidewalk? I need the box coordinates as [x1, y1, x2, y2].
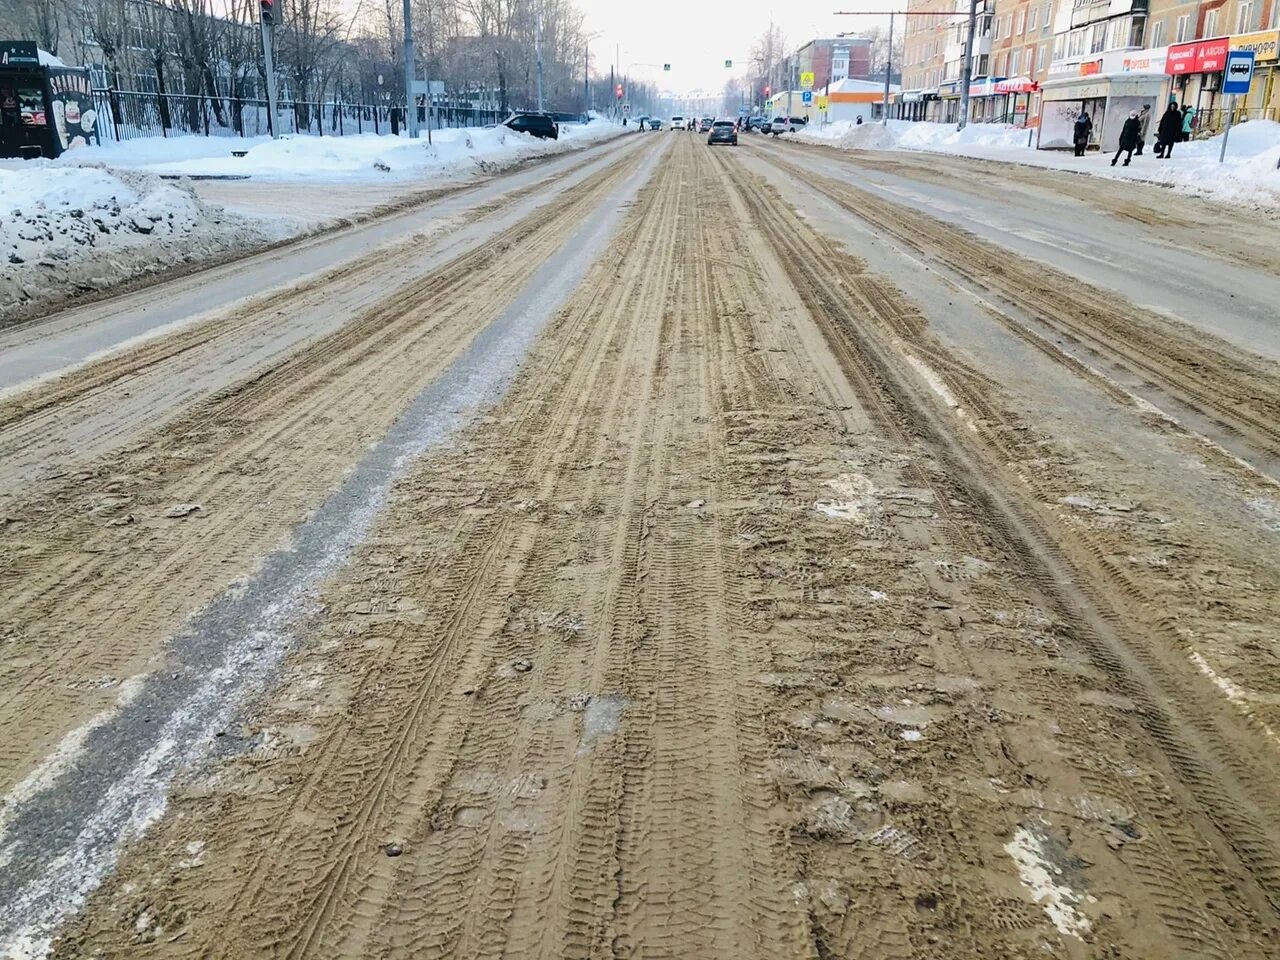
[795, 118, 1280, 213]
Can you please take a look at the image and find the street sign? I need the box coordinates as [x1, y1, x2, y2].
[1223, 50, 1256, 94]
[724, 59, 732, 68]
[800, 71, 815, 90]
[663, 63, 671, 71]
[0, 41, 39, 67]
[816, 95, 829, 110]
[801, 90, 813, 104]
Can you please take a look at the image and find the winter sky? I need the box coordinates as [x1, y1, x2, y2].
[574, 1, 894, 95]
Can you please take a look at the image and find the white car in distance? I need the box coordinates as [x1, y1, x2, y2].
[670, 116, 686, 130]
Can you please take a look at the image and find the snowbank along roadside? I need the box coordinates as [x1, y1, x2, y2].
[0, 121, 627, 326]
[793, 118, 1280, 212]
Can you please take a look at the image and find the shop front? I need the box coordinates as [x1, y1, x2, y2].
[894, 88, 939, 121]
[1229, 30, 1279, 121]
[1165, 36, 1230, 131]
[994, 76, 1040, 127]
[966, 78, 1009, 122]
[1038, 72, 1166, 150]
[1, 41, 98, 158]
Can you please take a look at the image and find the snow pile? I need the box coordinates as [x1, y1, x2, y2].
[60, 120, 626, 182]
[0, 165, 275, 323]
[794, 117, 1280, 211]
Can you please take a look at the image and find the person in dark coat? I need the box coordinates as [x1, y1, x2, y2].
[1135, 103, 1152, 155]
[1112, 110, 1141, 166]
[1156, 101, 1182, 158]
[1073, 109, 1092, 157]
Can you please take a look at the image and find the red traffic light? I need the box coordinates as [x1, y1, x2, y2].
[260, 0, 274, 24]
[615, 84, 624, 99]
[763, 85, 771, 97]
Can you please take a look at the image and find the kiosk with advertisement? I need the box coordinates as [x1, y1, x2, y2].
[0, 41, 99, 159]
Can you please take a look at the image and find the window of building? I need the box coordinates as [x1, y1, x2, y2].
[1203, 9, 1218, 38]
[1053, 33, 1066, 61]
[1237, 1, 1255, 32]
[1005, 15, 1012, 38]
[1149, 19, 1165, 48]
[1175, 14, 1190, 43]
[1026, 45, 1036, 75]
[1028, 6, 1038, 31]
[1090, 22, 1106, 53]
[993, 16, 1001, 38]
[1129, 16, 1145, 47]
[1069, 28, 1086, 57]
[1015, 10, 1025, 35]
[1042, 3, 1052, 32]
[1010, 49, 1020, 74]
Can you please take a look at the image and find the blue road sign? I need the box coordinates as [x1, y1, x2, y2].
[1223, 50, 1255, 95]
[801, 90, 813, 104]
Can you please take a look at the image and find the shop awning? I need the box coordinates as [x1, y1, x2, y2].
[994, 76, 1039, 93]
[967, 77, 1006, 97]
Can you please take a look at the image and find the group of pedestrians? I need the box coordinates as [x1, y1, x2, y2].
[1072, 98, 1198, 166]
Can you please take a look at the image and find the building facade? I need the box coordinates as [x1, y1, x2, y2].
[900, 0, 1277, 131]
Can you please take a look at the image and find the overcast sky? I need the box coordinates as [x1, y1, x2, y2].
[576, 0, 893, 95]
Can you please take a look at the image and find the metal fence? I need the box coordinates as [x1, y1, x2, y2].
[1191, 106, 1277, 137]
[91, 89, 509, 142]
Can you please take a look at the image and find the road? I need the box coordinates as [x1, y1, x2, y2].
[2, 130, 1279, 960]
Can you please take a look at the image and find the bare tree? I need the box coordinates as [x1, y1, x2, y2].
[749, 22, 786, 105]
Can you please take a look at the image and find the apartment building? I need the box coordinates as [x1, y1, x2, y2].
[902, 0, 1277, 130]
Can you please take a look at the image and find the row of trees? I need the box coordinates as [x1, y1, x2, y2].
[0, 0, 655, 115]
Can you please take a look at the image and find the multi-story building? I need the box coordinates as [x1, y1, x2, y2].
[902, 0, 1277, 130]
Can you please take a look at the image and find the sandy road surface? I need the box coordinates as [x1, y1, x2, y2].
[3, 133, 1280, 959]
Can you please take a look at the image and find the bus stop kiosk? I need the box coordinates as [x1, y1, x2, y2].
[1, 41, 99, 159]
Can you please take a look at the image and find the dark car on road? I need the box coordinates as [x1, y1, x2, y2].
[505, 112, 559, 140]
[698, 117, 713, 133]
[707, 119, 738, 146]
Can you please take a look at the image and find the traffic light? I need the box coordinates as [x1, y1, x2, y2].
[763, 85, 771, 97]
[615, 83, 623, 99]
[260, 0, 274, 24]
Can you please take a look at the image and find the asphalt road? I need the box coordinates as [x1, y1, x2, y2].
[2, 131, 1278, 960]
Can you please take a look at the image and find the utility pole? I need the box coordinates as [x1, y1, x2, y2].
[882, 12, 893, 126]
[402, 0, 417, 138]
[584, 44, 589, 116]
[258, 0, 279, 138]
[535, 12, 544, 112]
[958, 0, 979, 130]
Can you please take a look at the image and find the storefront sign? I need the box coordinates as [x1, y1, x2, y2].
[0, 41, 39, 66]
[1166, 37, 1230, 74]
[1230, 30, 1279, 63]
[1107, 45, 1168, 74]
[1080, 60, 1102, 75]
[995, 76, 1040, 93]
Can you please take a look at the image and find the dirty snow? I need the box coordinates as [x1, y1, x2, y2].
[795, 118, 1280, 212]
[1004, 825, 1092, 938]
[0, 165, 276, 324]
[0, 121, 625, 323]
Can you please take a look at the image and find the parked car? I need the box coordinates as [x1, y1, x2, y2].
[748, 116, 769, 132]
[670, 115, 686, 130]
[504, 112, 559, 140]
[707, 119, 738, 146]
[647, 117, 663, 130]
[770, 116, 807, 135]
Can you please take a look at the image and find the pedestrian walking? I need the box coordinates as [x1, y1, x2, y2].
[1156, 101, 1182, 158]
[1112, 111, 1141, 166]
[1135, 103, 1152, 155]
[1181, 104, 1195, 142]
[1073, 109, 1093, 157]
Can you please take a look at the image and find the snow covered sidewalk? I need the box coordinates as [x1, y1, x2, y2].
[0, 121, 626, 323]
[48, 120, 625, 181]
[794, 118, 1280, 212]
